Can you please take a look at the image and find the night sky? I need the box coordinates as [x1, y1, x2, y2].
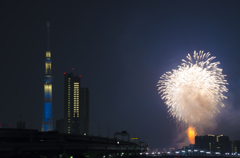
[1, 0, 240, 150]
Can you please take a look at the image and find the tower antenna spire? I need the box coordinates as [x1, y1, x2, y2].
[46, 22, 50, 51]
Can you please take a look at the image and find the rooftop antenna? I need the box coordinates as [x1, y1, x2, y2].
[46, 22, 50, 51]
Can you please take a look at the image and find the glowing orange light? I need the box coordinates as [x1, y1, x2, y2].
[79, 76, 81, 77]
[72, 68, 74, 70]
[64, 72, 66, 74]
[186, 126, 197, 144]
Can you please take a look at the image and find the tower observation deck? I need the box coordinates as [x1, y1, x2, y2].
[42, 22, 53, 131]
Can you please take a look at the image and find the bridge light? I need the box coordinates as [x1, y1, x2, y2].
[117, 141, 119, 144]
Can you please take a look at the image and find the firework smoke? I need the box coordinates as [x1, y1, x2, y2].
[157, 50, 228, 144]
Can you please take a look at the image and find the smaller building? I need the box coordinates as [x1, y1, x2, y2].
[80, 88, 89, 135]
[195, 134, 231, 154]
[56, 119, 64, 133]
[233, 140, 240, 153]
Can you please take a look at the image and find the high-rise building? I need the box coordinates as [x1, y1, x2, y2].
[64, 73, 81, 134]
[42, 22, 53, 131]
[80, 88, 89, 135]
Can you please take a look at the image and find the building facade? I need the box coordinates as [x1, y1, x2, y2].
[80, 88, 89, 135]
[195, 134, 231, 154]
[64, 73, 81, 134]
[42, 22, 53, 131]
[56, 119, 64, 133]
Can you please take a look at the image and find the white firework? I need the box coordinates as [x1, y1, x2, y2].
[157, 50, 228, 124]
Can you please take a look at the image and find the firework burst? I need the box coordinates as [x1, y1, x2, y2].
[157, 50, 228, 125]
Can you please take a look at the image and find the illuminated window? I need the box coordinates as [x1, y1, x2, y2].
[45, 62, 51, 74]
[73, 82, 79, 117]
[46, 51, 51, 57]
[68, 78, 71, 117]
[44, 84, 52, 98]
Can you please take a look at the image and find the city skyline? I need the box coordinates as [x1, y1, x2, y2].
[1, 0, 240, 149]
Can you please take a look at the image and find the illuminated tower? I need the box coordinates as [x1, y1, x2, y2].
[42, 22, 53, 131]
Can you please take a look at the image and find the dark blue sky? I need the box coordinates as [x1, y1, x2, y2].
[1, 0, 240, 149]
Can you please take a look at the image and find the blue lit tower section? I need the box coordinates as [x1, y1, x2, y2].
[42, 22, 53, 132]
